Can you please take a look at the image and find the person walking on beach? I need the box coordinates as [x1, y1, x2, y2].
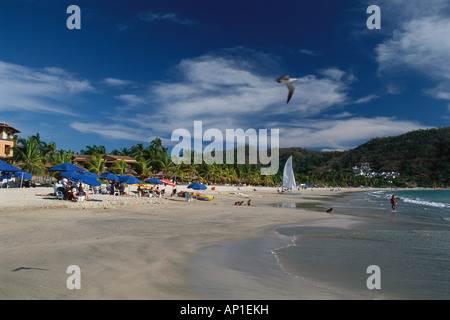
[390, 195, 397, 211]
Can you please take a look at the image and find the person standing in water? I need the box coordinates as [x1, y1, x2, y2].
[390, 195, 397, 211]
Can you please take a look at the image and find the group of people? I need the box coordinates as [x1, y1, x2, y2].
[137, 185, 177, 197]
[58, 178, 89, 201]
[108, 181, 126, 196]
[234, 199, 252, 206]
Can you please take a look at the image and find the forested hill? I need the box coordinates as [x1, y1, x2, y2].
[279, 127, 450, 187]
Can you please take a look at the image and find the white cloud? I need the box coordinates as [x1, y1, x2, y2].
[374, 1, 450, 104]
[103, 78, 132, 87]
[299, 48, 320, 56]
[66, 49, 431, 150]
[354, 94, 378, 104]
[70, 122, 149, 142]
[115, 94, 146, 106]
[139, 11, 197, 26]
[151, 55, 350, 121]
[69, 51, 354, 147]
[279, 117, 427, 150]
[376, 17, 450, 80]
[0, 61, 93, 115]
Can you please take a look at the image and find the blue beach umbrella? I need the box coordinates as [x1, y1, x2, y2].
[145, 178, 163, 184]
[63, 172, 101, 186]
[83, 172, 101, 179]
[14, 171, 33, 180]
[187, 183, 207, 190]
[61, 171, 82, 182]
[79, 175, 101, 186]
[119, 175, 141, 184]
[100, 173, 119, 181]
[0, 160, 22, 172]
[48, 162, 86, 172]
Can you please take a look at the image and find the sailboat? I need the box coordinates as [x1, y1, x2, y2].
[283, 156, 297, 190]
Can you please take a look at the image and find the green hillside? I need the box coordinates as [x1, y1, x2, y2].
[280, 127, 450, 187]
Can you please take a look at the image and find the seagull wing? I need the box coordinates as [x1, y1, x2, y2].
[286, 82, 295, 103]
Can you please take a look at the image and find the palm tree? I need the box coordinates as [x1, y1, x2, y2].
[110, 159, 129, 175]
[130, 143, 146, 160]
[53, 149, 74, 165]
[12, 137, 46, 175]
[86, 153, 106, 174]
[147, 138, 169, 169]
[43, 141, 57, 164]
[199, 163, 220, 184]
[157, 157, 175, 179]
[81, 145, 106, 155]
[134, 158, 153, 178]
[184, 162, 199, 182]
[170, 163, 188, 183]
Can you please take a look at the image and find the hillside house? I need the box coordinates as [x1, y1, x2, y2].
[0, 123, 20, 159]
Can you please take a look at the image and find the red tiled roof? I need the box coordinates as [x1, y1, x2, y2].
[0, 123, 21, 134]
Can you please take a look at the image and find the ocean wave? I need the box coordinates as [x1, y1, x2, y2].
[369, 191, 450, 209]
[400, 197, 450, 209]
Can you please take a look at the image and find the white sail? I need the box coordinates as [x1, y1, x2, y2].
[283, 156, 296, 190]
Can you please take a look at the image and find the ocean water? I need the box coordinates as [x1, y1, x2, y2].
[273, 189, 450, 299]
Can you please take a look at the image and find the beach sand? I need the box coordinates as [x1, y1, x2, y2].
[0, 184, 363, 299]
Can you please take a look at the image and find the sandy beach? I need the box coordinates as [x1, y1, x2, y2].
[0, 184, 363, 299]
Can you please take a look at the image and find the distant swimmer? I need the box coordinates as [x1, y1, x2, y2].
[326, 208, 334, 214]
[276, 75, 297, 103]
[390, 195, 397, 211]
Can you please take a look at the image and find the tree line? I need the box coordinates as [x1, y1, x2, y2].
[10, 127, 449, 187]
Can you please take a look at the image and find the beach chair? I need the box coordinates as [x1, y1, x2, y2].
[53, 184, 64, 200]
[100, 185, 108, 194]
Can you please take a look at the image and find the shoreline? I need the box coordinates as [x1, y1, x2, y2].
[186, 213, 372, 300]
[0, 186, 378, 299]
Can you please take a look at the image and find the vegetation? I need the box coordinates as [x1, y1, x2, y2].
[9, 127, 449, 188]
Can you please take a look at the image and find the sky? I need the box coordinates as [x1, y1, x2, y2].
[0, 0, 449, 154]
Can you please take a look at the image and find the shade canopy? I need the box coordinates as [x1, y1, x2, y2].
[49, 162, 86, 172]
[0, 160, 22, 172]
[160, 179, 175, 186]
[14, 171, 33, 180]
[119, 175, 141, 184]
[100, 173, 119, 181]
[187, 183, 207, 190]
[79, 176, 101, 186]
[145, 178, 163, 184]
[63, 172, 101, 186]
[83, 172, 101, 178]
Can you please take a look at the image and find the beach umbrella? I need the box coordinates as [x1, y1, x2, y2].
[118, 175, 141, 194]
[13, 171, 33, 188]
[64, 172, 101, 186]
[187, 183, 207, 190]
[100, 173, 119, 181]
[119, 175, 141, 184]
[63, 172, 84, 182]
[0, 160, 21, 172]
[83, 172, 101, 179]
[14, 171, 32, 180]
[48, 162, 86, 172]
[61, 171, 82, 183]
[160, 179, 175, 187]
[145, 178, 163, 184]
[79, 175, 101, 187]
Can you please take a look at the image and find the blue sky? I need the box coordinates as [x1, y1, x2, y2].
[1, 0, 449, 153]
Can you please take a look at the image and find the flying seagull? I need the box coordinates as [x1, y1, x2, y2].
[277, 75, 297, 103]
